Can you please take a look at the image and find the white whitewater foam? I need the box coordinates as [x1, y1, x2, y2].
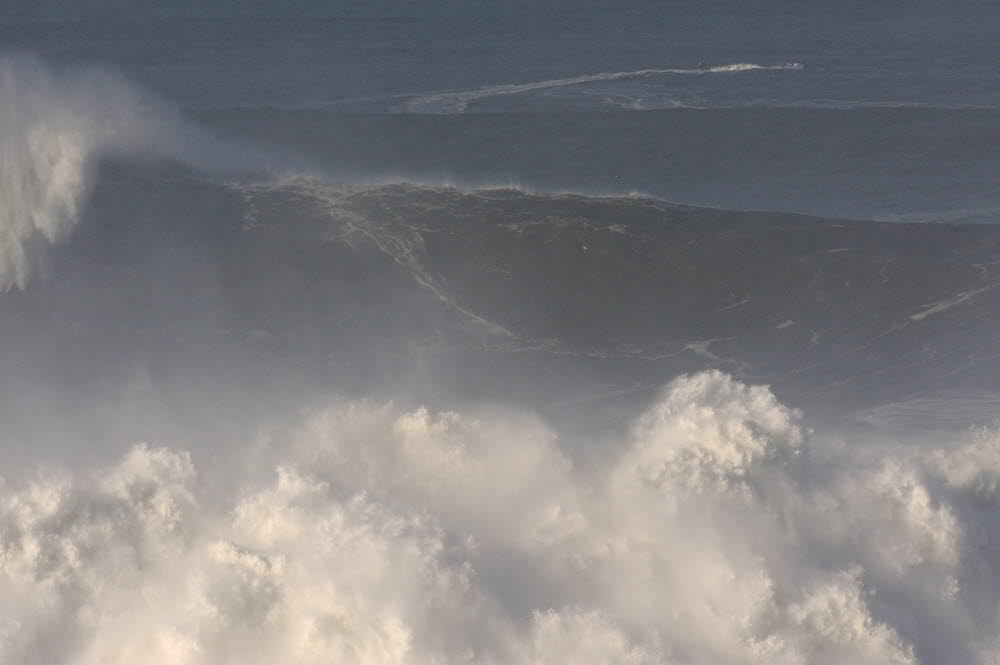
[402, 62, 781, 114]
[2, 371, 1000, 664]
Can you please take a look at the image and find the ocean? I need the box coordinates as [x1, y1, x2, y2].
[2, 3, 1000, 663]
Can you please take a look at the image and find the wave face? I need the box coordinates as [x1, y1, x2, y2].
[4, 371, 1000, 665]
[6, 173, 1000, 430]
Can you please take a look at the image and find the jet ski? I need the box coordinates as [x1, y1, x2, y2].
[784, 61, 806, 70]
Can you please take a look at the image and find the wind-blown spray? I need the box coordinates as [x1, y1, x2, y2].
[0, 55, 260, 290]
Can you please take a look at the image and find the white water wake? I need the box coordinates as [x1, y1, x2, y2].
[402, 62, 782, 113]
[2, 371, 999, 664]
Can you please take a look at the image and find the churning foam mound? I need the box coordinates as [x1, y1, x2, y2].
[3, 371, 1000, 664]
[0, 54, 251, 291]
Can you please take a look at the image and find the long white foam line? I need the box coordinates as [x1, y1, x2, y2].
[404, 62, 780, 113]
[0, 54, 253, 291]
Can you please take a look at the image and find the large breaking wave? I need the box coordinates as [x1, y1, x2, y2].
[4, 54, 1000, 665]
[3, 371, 1000, 664]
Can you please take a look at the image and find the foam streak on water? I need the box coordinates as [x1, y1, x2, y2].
[402, 62, 782, 113]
